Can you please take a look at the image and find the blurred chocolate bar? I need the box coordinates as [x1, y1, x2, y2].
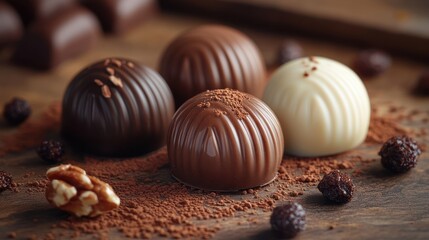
[12, 7, 101, 70]
[81, 0, 158, 34]
[6, 0, 77, 26]
[0, 2, 23, 47]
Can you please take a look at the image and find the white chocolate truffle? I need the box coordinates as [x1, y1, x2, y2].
[263, 56, 370, 157]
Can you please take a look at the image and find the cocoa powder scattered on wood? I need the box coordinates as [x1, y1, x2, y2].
[366, 114, 409, 144]
[0, 102, 61, 157]
[1, 101, 426, 239]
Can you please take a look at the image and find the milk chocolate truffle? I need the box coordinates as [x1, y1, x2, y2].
[0, 2, 23, 47]
[168, 89, 284, 191]
[159, 25, 266, 107]
[263, 57, 371, 157]
[81, 0, 158, 34]
[6, 0, 77, 26]
[12, 7, 100, 70]
[62, 58, 175, 157]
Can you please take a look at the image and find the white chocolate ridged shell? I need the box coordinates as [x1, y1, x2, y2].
[263, 57, 370, 157]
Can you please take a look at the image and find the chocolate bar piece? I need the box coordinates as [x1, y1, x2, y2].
[6, 0, 77, 26]
[81, 0, 158, 34]
[12, 7, 101, 70]
[0, 2, 23, 47]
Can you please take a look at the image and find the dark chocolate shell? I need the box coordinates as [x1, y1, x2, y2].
[167, 89, 284, 191]
[159, 25, 266, 107]
[62, 57, 175, 157]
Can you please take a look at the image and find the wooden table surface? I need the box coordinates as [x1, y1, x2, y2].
[0, 12, 429, 240]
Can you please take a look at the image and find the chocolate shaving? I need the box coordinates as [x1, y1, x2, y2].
[104, 59, 110, 66]
[106, 67, 115, 76]
[127, 62, 134, 68]
[109, 75, 123, 88]
[112, 59, 122, 67]
[101, 85, 112, 98]
[309, 56, 318, 63]
[94, 79, 104, 86]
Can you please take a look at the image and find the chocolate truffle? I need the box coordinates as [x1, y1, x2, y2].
[263, 57, 371, 157]
[6, 0, 77, 26]
[12, 7, 100, 70]
[62, 58, 175, 157]
[159, 25, 266, 107]
[168, 89, 283, 191]
[0, 2, 23, 47]
[81, 0, 158, 34]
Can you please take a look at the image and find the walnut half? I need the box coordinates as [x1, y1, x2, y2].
[45, 164, 120, 217]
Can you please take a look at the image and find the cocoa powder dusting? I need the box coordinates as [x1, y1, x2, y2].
[0, 101, 427, 239]
[366, 108, 411, 144]
[58, 150, 349, 239]
[198, 89, 250, 119]
[0, 102, 61, 157]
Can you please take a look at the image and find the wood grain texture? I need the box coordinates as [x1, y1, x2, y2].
[0, 13, 429, 239]
[159, 0, 429, 60]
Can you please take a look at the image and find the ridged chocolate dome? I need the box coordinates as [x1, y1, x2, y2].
[263, 57, 370, 157]
[168, 89, 284, 191]
[62, 57, 175, 157]
[159, 25, 266, 107]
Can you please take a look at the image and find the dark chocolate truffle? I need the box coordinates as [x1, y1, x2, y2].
[62, 57, 175, 157]
[12, 7, 101, 70]
[81, 0, 158, 34]
[167, 89, 284, 191]
[159, 25, 266, 107]
[0, 2, 23, 47]
[6, 0, 77, 26]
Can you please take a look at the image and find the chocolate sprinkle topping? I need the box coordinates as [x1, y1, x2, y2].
[101, 85, 112, 98]
[94, 79, 104, 86]
[198, 89, 250, 119]
[109, 75, 123, 88]
[106, 67, 115, 75]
